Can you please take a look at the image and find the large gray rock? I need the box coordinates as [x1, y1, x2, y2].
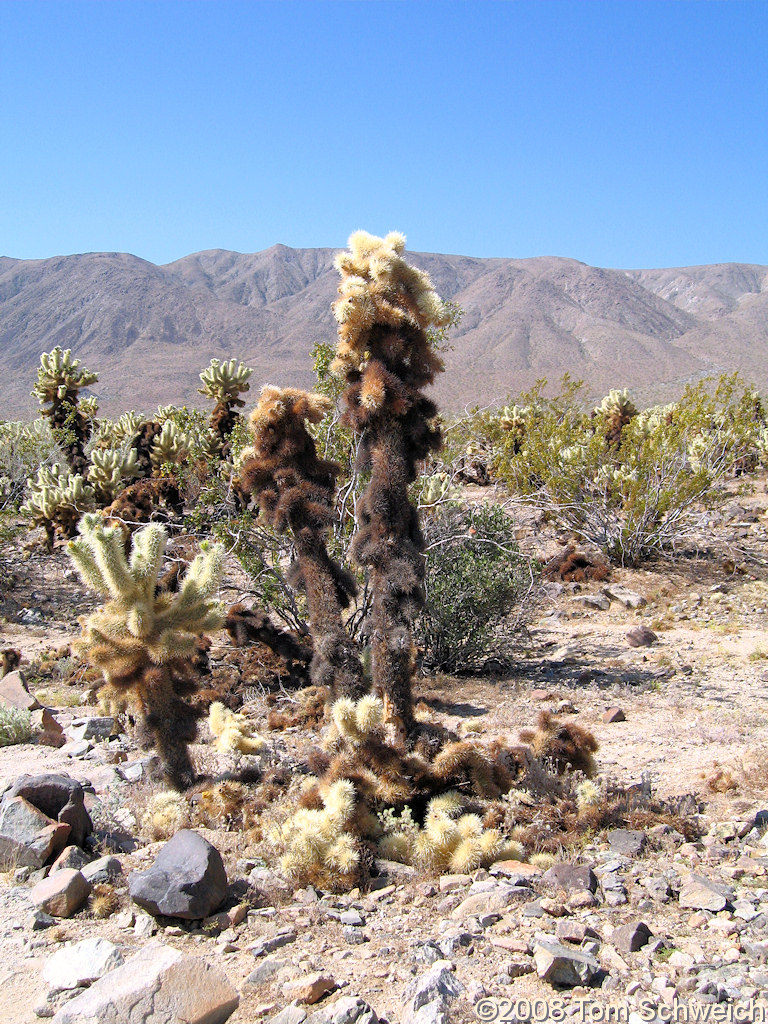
[533, 939, 601, 987]
[4, 773, 92, 846]
[679, 873, 733, 912]
[50, 943, 239, 1024]
[0, 795, 71, 867]
[544, 862, 598, 893]
[43, 937, 124, 991]
[402, 963, 464, 1024]
[128, 829, 228, 920]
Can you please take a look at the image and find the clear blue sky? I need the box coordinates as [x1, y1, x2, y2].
[1, 0, 766, 269]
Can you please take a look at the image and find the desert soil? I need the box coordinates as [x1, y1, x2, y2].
[2, 476, 768, 1022]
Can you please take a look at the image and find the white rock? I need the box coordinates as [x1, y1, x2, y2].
[43, 937, 124, 991]
[51, 942, 239, 1024]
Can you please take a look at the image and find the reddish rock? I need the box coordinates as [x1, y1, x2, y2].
[31, 868, 91, 917]
[31, 708, 66, 748]
[0, 795, 71, 867]
[603, 707, 626, 723]
[282, 972, 337, 1005]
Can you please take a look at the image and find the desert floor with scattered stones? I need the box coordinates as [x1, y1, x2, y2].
[2, 475, 768, 1024]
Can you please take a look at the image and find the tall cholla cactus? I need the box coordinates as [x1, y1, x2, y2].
[240, 386, 366, 699]
[332, 230, 449, 740]
[199, 358, 253, 455]
[22, 464, 96, 548]
[593, 389, 638, 447]
[32, 347, 99, 474]
[499, 404, 528, 454]
[88, 448, 140, 504]
[68, 515, 225, 788]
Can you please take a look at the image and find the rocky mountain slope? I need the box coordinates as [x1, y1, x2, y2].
[1, 246, 766, 419]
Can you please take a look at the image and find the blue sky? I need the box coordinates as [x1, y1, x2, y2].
[1, 0, 766, 268]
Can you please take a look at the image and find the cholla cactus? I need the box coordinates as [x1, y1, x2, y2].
[240, 385, 366, 700]
[68, 515, 225, 788]
[418, 472, 459, 508]
[270, 779, 361, 891]
[593, 389, 638, 447]
[32, 347, 99, 474]
[199, 358, 253, 453]
[208, 701, 265, 755]
[331, 695, 385, 746]
[499, 404, 528, 454]
[112, 411, 143, 444]
[333, 231, 449, 739]
[150, 421, 189, 473]
[378, 791, 522, 874]
[22, 464, 96, 547]
[88, 448, 140, 504]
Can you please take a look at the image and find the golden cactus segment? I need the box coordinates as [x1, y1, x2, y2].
[208, 701, 266, 755]
[198, 358, 253, 402]
[331, 230, 449, 376]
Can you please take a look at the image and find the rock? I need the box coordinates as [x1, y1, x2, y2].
[270, 1009, 308, 1024]
[450, 887, 517, 919]
[533, 939, 601, 987]
[246, 956, 289, 986]
[555, 921, 597, 944]
[438, 874, 471, 892]
[31, 709, 66, 748]
[67, 717, 115, 742]
[402, 963, 464, 1024]
[490, 859, 542, 881]
[43, 937, 124, 991]
[373, 858, 418, 882]
[81, 855, 123, 884]
[134, 913, 157, 937]
[626, 626, 658, 648]
[603, 585, 647, 609]
[609, 829, 647, 856]
[0, 795, 71, 867]
[50, 942, 239, 1024]
[679, 874, 733, 912]
[50, 845, 93, 874]
[30, 869, 91, 918]
[0, 670, 40, 711]
[29, 910, 56, 930]
[283, 973, 338, 1005]
[544, 862, 598, 893]
[611, 921, 652, 953]
[128, 829, 228, 919]
[305, 996, 379, 1024]
[249, 929, 298, 957]
[4, 773, 92, 846]
[339, 909, 364, 927]
[343, 926, 368, 944]
[574, 594, 611, 611]
[603, 707, 626, 724]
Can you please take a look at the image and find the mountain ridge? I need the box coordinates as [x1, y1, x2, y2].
[0, 246, 766, 419]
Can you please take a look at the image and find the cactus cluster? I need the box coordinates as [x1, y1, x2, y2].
[270, 779, 362, 891]
[22, 464, 96, 547]
[208, 701, 265, 755]
[199, 358, 253, 453]
[378, 791, 523, 873]
[88, 447, 140, 504]
[32, 347, 99, 473]
[68, 515, 225, 788]
[149, 421, 189, 472]
[593, 388, 638, 447]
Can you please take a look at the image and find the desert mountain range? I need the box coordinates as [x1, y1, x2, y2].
[0, 245, 766, 420]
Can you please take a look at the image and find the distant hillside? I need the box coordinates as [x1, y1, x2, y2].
[1, 246, 766, 420]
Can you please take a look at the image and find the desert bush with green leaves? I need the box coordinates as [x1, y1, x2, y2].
[482, 373, 767, 566]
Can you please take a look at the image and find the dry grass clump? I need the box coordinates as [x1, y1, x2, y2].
[267, 686, 329, 731]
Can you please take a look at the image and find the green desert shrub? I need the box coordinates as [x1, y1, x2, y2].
[0, 707, 32, 747]
[491, 374, 765, 567]
[416, 501, 537, 672]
